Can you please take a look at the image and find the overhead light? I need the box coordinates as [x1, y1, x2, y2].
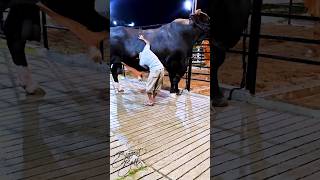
[184, 0, 192, 11]
[128, 22, 135, 27]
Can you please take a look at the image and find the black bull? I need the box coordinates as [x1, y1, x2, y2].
[209, 0, 251, 106]
[110, 11, 210, 94]
[110, 1, 251, 107]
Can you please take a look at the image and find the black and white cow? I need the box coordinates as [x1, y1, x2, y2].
[209, 0, 251, 107]
[110, 10, 210, 94]
[0, 0, 108, 94]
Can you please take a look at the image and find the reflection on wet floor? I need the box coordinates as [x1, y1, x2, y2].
[212, 101, 320, 179]
[110, 78, 210, 180]
[0, 46, 108, 180]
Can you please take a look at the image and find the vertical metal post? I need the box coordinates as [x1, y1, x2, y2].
[186, 0, 197, 91]
[100, 41, 104, 61]
[288, 0, 293, 25]
[0, 11, 3, 31]
[241, 28, 248, 88]
[192, 0, 197, 14]
[41, 12, 49, 49]
[246, 0, 263, 94]
[186, 57, 192, 91]
[122, 64, 126, 77]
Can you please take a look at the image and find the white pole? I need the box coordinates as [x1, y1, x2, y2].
[192, 0, 197, 14]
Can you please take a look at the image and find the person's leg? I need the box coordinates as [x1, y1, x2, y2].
[145, 71, 159, 105]
[147, 93, 153, 105]
[152, 70, 164, 103]
[152, 93, 157, 100]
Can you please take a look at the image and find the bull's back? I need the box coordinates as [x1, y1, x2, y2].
[144, 25, 188, 61]
[209, 0, 251, 48]
[111, 26, 144, 58]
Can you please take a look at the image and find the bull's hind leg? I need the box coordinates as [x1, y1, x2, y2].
[4, 4, 44, 95]
[6, 38, 41, 94]
[168, 73, 182, 95]
[111, 63, 124, 92]
[210, 44, 228, 107]
[167, 54, 184, 95]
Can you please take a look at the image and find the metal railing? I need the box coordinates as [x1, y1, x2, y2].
[230, 0, 320, 95]
[41, 12, 105, 59]
[185, 42, 210, 91]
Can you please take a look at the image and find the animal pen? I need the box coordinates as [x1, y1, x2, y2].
[107, 0, 319, 101]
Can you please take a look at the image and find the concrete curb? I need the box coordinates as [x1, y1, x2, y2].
[226, 87, 320, 119]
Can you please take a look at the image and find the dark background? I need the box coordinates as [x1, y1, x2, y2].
[110, 0, 209, 26]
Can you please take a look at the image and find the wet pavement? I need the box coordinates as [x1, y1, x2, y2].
[212, 101, 320, 179]
[110, 78, 210, 180]
[0, 42, 108, 180]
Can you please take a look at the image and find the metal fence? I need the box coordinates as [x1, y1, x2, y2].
[41, 12, 105, 59]
[230, 0, 320, 96]
[184, 41, 210, 91]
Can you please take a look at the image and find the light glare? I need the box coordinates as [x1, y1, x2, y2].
[184, 0, 192, 11]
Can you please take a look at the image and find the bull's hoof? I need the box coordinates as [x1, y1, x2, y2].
[176, 89, 183, 95]
[170, 89, 181, 95]
[88, 46, 102, 63]
[212, 97, 228, 107]
[117, 89, 124, 93]
[169, 93, 177, 98]
[26, 87, 46, 96]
